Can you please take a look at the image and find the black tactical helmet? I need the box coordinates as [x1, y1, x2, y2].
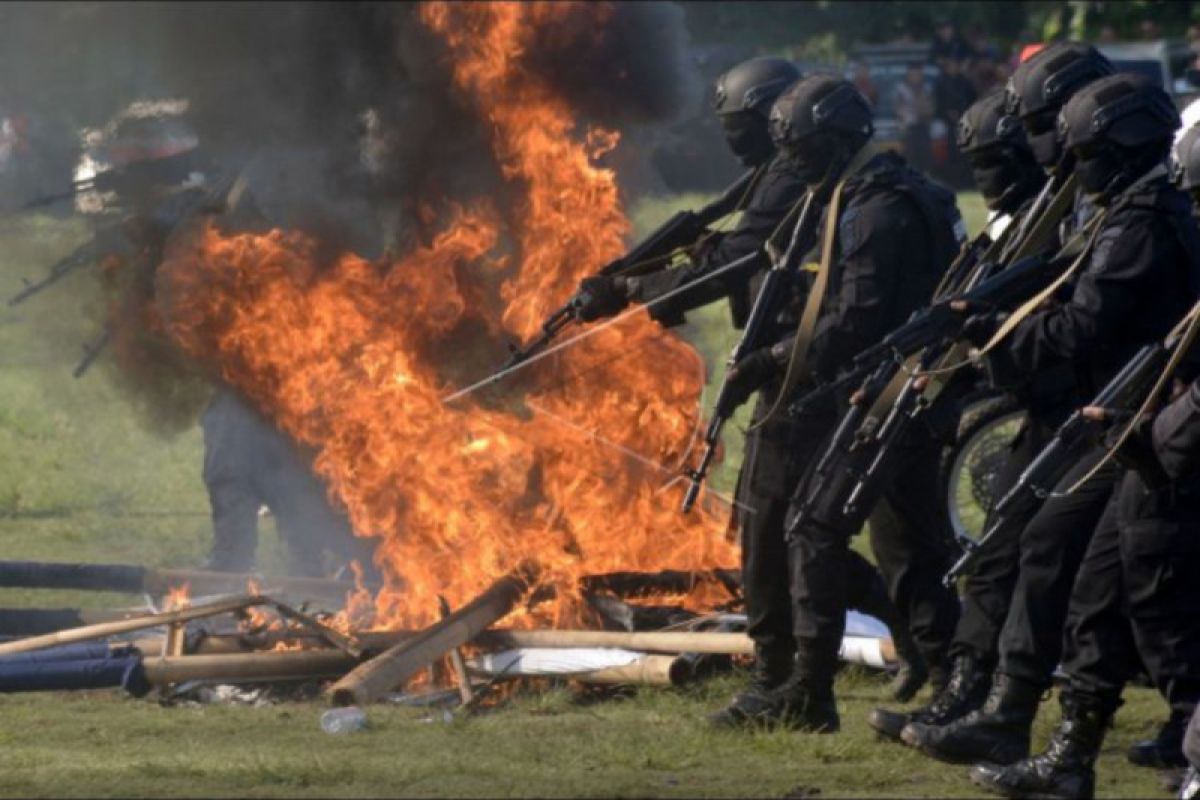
[958, 91, 1043, 213]
[714, 57, 801, 118]
[957, 90, 1028, 156]
[1171, 123, 1200, 193]
[1005, 41, 1113, 168]
[768, 74, 873, 182]
[713, 57, 801, 168]
[1059, 74, 1179, 201]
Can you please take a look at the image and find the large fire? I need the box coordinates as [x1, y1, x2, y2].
[158, 1, 737, 631]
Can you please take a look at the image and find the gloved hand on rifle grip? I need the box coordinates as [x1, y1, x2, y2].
[574, 275, 630, 322]
[724, 346, 784, 411]
[961, 310, 1007, 347]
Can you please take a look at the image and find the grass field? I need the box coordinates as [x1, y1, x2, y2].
[0, 193, 1179, 799]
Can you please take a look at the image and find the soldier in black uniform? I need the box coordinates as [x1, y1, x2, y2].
[973, 328, 1200, 797]
[873, 42, 1115, 747]
[956, 91, 1045, 226]
[704, 74, 964, 731]
[867, 88, 1047, 741]
[904, 73, 1200, 772]
[575, 59, 927, 714]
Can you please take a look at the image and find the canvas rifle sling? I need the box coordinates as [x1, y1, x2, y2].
[862, 217, 1023, 427]
[753, 144, 880, 429]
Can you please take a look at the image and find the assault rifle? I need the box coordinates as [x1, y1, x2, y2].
[8, 222, 134, 306]
[787, 250, 1059, 419]
[680, 188, 825, 513]
[22, 150, 208, 210]
[783, 249, 1066, 537]
[499, 167, 761, 372]
[942, 333, 1182, 585]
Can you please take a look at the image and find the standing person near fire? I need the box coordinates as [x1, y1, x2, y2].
[902, 72, 1200, 773]
[701, 74, 966, 731]
[201, 384, 378, 579]
[573, 58, 931, 709]
[871, 42, 1116, 748]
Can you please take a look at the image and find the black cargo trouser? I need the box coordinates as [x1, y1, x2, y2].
[785, 416, 961, 682]
[950, 415, 1056, 663]
[1061, 472, 1200, 717]
[994, 446, 1119, 687]
[739, 398, 902, 660]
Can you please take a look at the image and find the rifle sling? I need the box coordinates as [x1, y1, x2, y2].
[862, 221, 1022, 426]
[1007, 174, 1079, 262]
[753, 144, 880, 429]
[1057, 298, 1200, 497]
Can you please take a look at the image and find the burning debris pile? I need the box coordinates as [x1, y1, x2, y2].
[0, 558, 896, 714]
[1, 3, 899, 712]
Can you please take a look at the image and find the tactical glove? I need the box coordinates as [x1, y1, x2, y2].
[961, 311, 1006, 347]
[724, 346, 783, 411]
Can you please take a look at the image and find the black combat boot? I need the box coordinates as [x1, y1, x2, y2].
[888, 624, 930, 703]
[711, 651, 840, 732]
[901, 673, 1042, 765]
[1127, 710, 1190, 769]
[867, 652, 991, 741]
[969, 699, 1111, 800]
[707, 645, 793, 728]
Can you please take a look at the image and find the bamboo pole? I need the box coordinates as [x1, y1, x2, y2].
[328, 564, 539, 707]
[0, 608, 149, 636]
[574, 654, 692, 687]
[143, 651, 357, 685]
[0, 595, 267, 656]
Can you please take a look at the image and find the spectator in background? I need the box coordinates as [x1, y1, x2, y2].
[851, 61, 879, 106]
[934, 54, 976, 186]
[1140, 18, 1162, 40]
[894, 62, 933, 171]
[1097, 23, 1119, 43]
[935, 56, 977, 124]
[930, 20, 974, 65]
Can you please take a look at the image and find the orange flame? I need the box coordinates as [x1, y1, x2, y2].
[164, 582, 191, 611]
[159, 1, 737, 631]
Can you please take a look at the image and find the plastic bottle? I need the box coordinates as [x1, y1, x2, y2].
[320, 706, 367, 734]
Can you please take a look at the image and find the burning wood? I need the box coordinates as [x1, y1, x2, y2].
[0, 560, 369, 603]
[580, 569, 742, 600]
[329, 565, 539, 707]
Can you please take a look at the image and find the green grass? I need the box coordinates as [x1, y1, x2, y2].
[0, 674, 1173, 798]
[0, 202, 1177, 798]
